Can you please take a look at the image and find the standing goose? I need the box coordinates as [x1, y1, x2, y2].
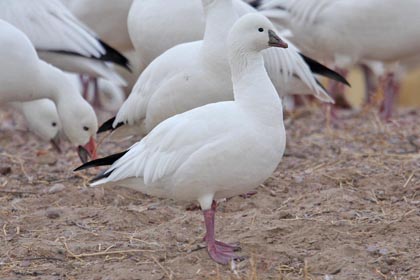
[76, 13, 288, 264]
[100, 0, 347, 137]
[0, 20, 98, 160]
[259, 0, 420, 118]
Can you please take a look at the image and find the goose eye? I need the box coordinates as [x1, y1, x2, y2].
[258, 28, 264, 32]
[83, 126, 89, 131]
[52, 122, 57, 127]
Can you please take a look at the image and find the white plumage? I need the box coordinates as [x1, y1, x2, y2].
[10, 99, 61, 142]
[0, 20, 98, 148]
[78, 13, 287, 264]
[0, 0, 128, 85]
[111, 0, 333, 138]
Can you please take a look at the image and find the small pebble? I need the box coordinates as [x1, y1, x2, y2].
[175, 233, 188, 243]
[278, 211, 293, 219]
[293, 175, 304, 184]
[48, 183, 66, 194]
[0, 166, 12, 175]
[45, 208, 62, 219]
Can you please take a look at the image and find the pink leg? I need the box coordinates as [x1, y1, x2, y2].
[327, 68, 350, 108]
[381, 72, 399, 120]
[80, 75, 90, 100]
[360, 64, 379, 104]
[91, 77, 101, 109]
[202, 201, 240, 264]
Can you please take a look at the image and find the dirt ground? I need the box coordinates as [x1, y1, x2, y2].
[0, 106, 419, 280]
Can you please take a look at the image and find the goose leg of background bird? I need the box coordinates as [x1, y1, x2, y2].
[328, 68, 350, 108]
[361, 64, 378, 104]
[91, 77, 102, 109]
[381, 72, 399, 120]
[203, 201, 240, 264]
[80, 75, 90, 100]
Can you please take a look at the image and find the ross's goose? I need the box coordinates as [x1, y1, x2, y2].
[10, 99, 61, 148]
[101, 0, 347, 137]
[259, 0, 420, 117]
[0, 20, 98, 160]
[76, 13, 288, 264]
[0, 0, 130, 86]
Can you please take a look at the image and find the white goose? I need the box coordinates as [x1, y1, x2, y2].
[101, 0, 346, 137]
[10, 99, 61, 147]
[0, 0, 130, 85]
[63, 0, 134, 53]
[0, 20, 98, 160]
[76, 13, 288, 264]
[259, 0, 420, 117]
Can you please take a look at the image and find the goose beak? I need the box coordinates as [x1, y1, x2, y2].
[268, 30, 288, 48]
[77, 137, 97, 163]
[50, 134, 62, 153]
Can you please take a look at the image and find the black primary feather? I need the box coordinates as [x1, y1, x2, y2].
[74, 150, 128, 172]
[299, 53, 351, 87]
[89, 169, 113, 184]
[39, 38, 131, 72]
[97, 117, 125, 133]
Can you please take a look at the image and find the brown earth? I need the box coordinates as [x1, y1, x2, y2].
[0, 106, 419, 280]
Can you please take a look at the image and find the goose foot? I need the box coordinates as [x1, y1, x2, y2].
[202, 201, 242, 264]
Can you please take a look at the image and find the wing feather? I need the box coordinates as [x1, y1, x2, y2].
[96, 103, 237, 187]
[263, 39, 334, 103]
[0, 0, 104, 57]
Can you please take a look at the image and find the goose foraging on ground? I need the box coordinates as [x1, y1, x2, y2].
[76, 13, 288, 264]
[0, 0, 130, 89]
[0, 20, 98, 161]
[10, 99, 62, 150]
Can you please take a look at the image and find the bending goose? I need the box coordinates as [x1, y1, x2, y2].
[76, 13, 288, 264]
[259, 0, 420, 117]
[100, 0, 347, 137]
[0, 20, 98, 160]
[0, 0, 130, 86]
[10, 99, 62, 149]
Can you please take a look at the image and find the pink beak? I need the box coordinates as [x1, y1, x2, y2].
[84, 136, 97, 160]
[77, 136, 97, 163]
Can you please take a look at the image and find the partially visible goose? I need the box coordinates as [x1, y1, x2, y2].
[0, 0, 130, 85]
[0, 20, 98, 160]
[101, 0, 347, 137]
[10, 99, 62, 148]
[65, 73, 125, 113]
[128, 0, 346, 85]
[76, 13, 288, 264]
[63, 0, 134, 53]
[259, 0, 420, 117]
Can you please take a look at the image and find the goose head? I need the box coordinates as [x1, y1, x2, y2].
[19, 99, 62, 150]
[227, 13, 288, 53]
[56, 95, 98, 163]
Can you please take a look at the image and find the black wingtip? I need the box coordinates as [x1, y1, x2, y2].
[248, 0, 263, 8]
[98, 39, 132, 72]
[41, 40, 131, 72]
[97, 117, 125, 134]
[98, 117, 115, 133]
[89, 170, 112, 184]
[299, 53, 351, 87]
[74, 150, 129, 172]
